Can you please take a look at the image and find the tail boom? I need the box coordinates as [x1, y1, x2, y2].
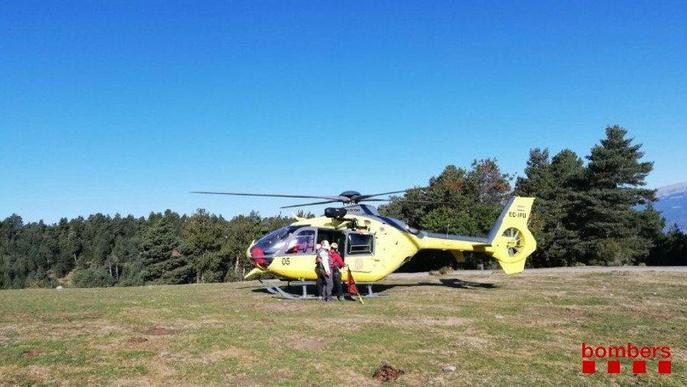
[411, 196, 536, 275]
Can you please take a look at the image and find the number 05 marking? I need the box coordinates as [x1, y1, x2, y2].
[281, 257, 290, 265]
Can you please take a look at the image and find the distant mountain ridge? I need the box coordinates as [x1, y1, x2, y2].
[655, 182, 687, 231]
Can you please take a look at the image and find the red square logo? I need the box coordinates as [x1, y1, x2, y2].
[658, 360, 672, 374]
[607, 360, 621, 374]
[632, 360, 646, 374]
[582, 360, 596, 374]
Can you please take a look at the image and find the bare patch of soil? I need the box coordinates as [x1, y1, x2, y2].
[259, 317, 275, 324]
[289, 336, 329, 351]
[222, 373, 252, 385]
[126, 336, 149, 344]
[22, 349, 41, 358]
[373, 361, 404, 382]
[24, 365, 51, 379]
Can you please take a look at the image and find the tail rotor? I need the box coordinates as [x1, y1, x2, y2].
[486, 197, 537, 274]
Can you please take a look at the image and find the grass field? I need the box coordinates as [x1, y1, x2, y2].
[1, 268, 685, 386]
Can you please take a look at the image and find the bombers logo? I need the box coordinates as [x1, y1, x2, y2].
[581, 343, 672, 374]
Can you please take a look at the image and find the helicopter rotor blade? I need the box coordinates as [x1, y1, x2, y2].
[279, 200, 340, 209]
[357, 187, 427, 200]
[278, 198, 442, 207]
[191, 187, 436, 208]
[191, 191, 345, 201]
[360, 198, 441, 204]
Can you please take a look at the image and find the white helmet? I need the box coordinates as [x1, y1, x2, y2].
[321, 240, 330, 250]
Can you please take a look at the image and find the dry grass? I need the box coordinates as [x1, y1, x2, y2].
[0, 269, 685, 386]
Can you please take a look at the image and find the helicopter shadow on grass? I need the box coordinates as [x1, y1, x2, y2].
[370, 278, 498, 294]
[246, 277, 497, 298]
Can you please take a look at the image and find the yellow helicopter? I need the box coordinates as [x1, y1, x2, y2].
[193, 189, 536, 298]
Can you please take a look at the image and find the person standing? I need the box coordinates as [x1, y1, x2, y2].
[315, 240, 333, 301]
[329, 242, 345, 301]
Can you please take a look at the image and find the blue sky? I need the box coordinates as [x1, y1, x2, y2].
[1, 1, 686, 223]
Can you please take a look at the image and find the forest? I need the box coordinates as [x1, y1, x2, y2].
[1, 125, 685, 288]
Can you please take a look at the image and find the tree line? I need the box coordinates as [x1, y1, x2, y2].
[381, 125, 686, 267]
[0, 210, 293, 288]
[1, 125, 685, 288]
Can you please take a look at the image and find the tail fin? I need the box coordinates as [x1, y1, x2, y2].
[486, 197, 537, 275]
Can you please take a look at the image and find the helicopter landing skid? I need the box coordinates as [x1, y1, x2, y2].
[258, 279, 380, 300]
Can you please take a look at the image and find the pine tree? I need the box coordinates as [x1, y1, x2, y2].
[183, 209, 228, 283]
[515, 148, 584, 266]
[140, 211, 192, 284]
[515, 149, 554, 266]
[580, 125, 656, 264]
[547, 150, 586, 265]
[515, 148, 554, 199]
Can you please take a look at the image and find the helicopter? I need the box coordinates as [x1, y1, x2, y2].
[192, 189, 536, 299]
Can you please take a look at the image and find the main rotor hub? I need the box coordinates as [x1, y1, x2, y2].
[339, 190, 362, 202]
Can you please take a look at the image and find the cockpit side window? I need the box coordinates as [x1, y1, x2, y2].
[347, 233, 374, 255]
[284, 229, 316, 255]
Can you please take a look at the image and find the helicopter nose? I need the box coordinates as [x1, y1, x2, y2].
[250, 246, 269, 267]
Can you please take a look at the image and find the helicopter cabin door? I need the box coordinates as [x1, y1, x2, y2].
[345, 231, 375, 273]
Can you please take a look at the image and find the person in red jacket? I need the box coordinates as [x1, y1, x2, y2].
[329, 242, 345, 301]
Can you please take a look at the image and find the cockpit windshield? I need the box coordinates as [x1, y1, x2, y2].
[254, 226, 304, 256]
